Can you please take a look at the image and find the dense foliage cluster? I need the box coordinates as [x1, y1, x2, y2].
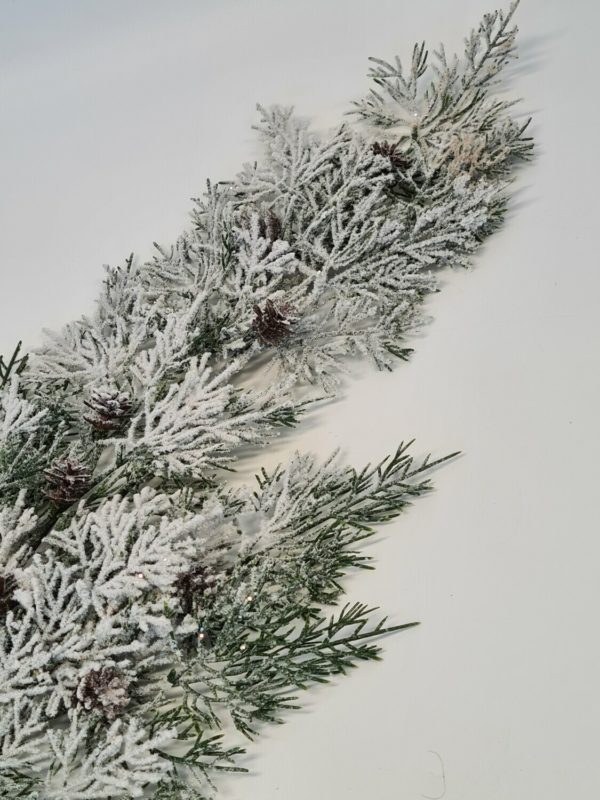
[0, 4, 530, 797]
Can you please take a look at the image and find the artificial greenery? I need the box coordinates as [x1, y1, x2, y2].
[0, 4, 530, 797]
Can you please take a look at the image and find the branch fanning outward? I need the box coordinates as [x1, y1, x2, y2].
[0, 5, 530, 797]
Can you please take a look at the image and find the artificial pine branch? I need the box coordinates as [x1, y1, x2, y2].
[0, 5, 531, 797]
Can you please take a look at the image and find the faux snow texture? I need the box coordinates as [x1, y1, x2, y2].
[0, 4, 531, 798]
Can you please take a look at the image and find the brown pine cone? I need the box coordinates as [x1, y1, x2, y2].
[252, 299, 296, 347]
[43, 458, 91, 504]
[76, 666, 130, 721]
[84, 389, 132, 432]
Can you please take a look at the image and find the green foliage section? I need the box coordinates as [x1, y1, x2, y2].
[150, 445, 456, 786]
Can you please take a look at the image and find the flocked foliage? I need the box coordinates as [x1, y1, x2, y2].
[0, 4, 531, 797]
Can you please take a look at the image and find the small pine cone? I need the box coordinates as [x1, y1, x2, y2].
[175, 563, 218, 617]
[43, 458, 91, 504]
[252, 299, 296, 347]
[372, 140, 409, 171]
[240, 207, 282, 245]
[0, 574, 18, 618]
[76, 666, 130, 721]
[84, 389, 132, 432]
[258, 209, 282, 243]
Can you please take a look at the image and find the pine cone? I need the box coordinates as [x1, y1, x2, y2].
[258, 209, 282, 243]
[175, 563, 218, 617]
[372, 139, 410, 171]
[252, 299, 296, 347]
[0, 574, 17, 618]
[84, 389, 132, 431]
[240, 207, 282, 245]
[76, 666, 130, 721]
[43, 458, 91, 504]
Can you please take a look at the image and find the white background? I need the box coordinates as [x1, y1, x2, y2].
[2, 1, 599, 798]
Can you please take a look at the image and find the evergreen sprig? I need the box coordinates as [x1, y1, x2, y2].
[0, 5, 531, 797]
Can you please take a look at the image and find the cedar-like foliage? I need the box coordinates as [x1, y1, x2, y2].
[0, 5, 531, 797]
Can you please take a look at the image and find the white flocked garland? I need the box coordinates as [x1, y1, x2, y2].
[0, 4, 531, 797]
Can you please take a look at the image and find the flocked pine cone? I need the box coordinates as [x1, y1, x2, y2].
[76, 666, 130, 721]
[43, 458, 91, 504]
[257, 208, 282, 243]
[240, 207, 282, 245]
[252, 299, 297, 347]
[84, 389, 132, 431]
[0, 574, 17, 618]
[175, 563, 218, 617]
[372, 139, 410, 171]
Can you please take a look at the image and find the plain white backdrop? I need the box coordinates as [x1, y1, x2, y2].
[2, 1, 599, 797]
